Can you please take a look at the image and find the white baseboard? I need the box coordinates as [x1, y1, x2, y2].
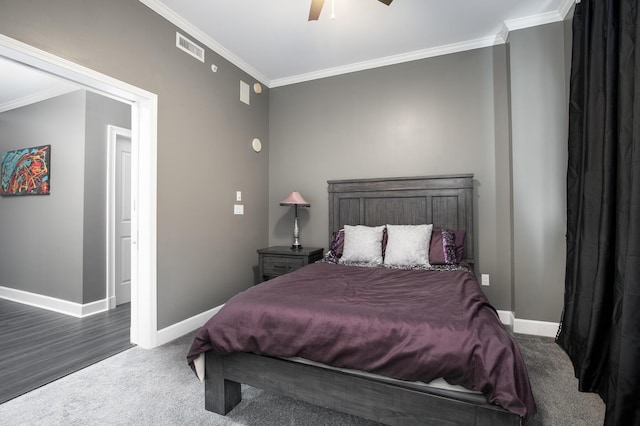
[497, 310, 559, 338]
[497, 310, 515, 326]
[1, 285, 226, 343]
[156, 306, 557, 349]
[0, 286, 109, 318]
[156, 306, 557, 348]
[0, 286, 558, 342]
[0, 289, 557, 342]
[156, 304, 224, 346]
[513, 318, 560, 338]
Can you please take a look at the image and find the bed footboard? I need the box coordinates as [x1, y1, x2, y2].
[204, 351, 520, 426]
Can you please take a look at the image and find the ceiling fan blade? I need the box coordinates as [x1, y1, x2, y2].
[378, 0, 393, 5]
[309, 0, 325, 21]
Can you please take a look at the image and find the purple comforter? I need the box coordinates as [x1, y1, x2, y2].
[187, 262, 536, 422]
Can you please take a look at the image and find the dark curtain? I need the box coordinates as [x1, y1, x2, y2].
[556, 0, 640, 424]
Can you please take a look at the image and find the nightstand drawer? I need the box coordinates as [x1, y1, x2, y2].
[262, 256, 304, 276]
[257, 246, 324, 282]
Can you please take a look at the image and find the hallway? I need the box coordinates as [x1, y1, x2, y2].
[0, 299, 131, 404]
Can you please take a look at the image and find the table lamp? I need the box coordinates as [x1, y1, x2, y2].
[280, 191, 310, 250]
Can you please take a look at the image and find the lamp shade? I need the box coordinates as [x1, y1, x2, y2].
[280, 191, 310, 207]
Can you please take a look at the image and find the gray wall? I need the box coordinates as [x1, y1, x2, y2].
[0, 91, 86, 303]
[0, 0, 270, 328]
[508, 23, 569, 322]
[269, 46, 515, 310]
[0, 90, 131, 304]
[0, 0, 569, 326]
[269, 22, 571, 322]
[82, 91, 131, 303]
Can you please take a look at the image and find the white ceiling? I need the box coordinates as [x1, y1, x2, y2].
[0, 0, 574, 110]
[143, 0, 575, 87]
[0, 57, 79, 113]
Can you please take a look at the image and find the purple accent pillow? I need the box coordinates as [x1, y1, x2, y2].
[442, 230, 457, 265]
[328, 228, 345, 260]
[429, 228, 466, 264]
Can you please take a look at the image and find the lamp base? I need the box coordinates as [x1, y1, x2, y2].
[290, 212, 303, 251]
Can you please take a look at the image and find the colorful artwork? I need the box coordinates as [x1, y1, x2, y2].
[1, 145, 51, 196]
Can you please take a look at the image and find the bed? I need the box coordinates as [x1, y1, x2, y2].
[187, 174, 536, 425]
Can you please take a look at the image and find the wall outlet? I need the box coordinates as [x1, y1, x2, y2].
[233, 204, 244, 215]
[481, 274, 490, 286]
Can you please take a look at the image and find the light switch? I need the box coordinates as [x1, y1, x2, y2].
[234, 204, 244, 215]
[236, 191, 242, 201]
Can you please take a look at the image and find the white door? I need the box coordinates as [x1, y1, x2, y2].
[108, 126, 132, 308]
[115, 133, 132, 305]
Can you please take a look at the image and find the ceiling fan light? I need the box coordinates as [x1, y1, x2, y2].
[308, 0, 392, 22]
[308, 0, 325, 21]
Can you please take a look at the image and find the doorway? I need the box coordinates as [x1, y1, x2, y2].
[0, 34, 158, 348]
[108, 126, 132, 308]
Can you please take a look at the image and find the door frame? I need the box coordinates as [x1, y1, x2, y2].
[0, 34, 159, 349]
[107, 125, 132, 309]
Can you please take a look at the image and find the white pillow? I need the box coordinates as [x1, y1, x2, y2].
[340, 225, 385, 264]
[383, 224, 433, 266]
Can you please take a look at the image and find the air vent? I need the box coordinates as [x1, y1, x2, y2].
[176, 32, 205, 63]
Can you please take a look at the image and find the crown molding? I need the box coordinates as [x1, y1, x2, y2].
[138, 0, 269, 86]
[270, 34, 505, 88]
[504, 0, 574, 32]
[0, 86, 79, 113]
[558, 0, 577, 21]
[139, 0, 576, 89]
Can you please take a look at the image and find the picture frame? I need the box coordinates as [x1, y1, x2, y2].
[1, 144, 51, 196]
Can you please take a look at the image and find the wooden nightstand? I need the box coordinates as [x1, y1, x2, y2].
[257, 246, 324, 282]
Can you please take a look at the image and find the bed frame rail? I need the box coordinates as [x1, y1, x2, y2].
[205, 352, 520, 426]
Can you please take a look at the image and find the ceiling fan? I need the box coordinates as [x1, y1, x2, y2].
[308, 0, 393, 21]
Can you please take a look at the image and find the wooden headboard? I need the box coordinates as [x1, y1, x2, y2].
[327, 174, 474, 263]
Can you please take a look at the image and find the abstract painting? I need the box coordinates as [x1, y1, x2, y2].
[1, 145, 51, 196]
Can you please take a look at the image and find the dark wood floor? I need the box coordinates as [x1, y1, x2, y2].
[0, 298, 132, 404]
